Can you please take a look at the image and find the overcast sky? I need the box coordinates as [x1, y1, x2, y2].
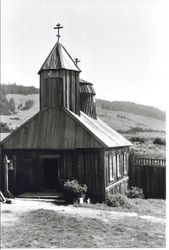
[1, 0, 169, 111]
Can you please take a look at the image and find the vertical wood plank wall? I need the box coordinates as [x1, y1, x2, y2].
[40, 70, 80, 115]
[80, 94, 97, 119]
[1, 149, 105, 202]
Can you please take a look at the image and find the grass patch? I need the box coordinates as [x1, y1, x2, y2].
[76, 198, 166, 218]
[1, 208, 165, 248]
[123, 131, 166, 158]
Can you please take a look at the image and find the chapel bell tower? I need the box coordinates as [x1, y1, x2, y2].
[38, 23, 81, 115]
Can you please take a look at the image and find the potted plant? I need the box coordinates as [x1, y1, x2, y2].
[63, 179, 87, 204]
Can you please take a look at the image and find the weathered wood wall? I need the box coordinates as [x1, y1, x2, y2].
[104, 147, 130, 198]
[1, 149, 105, 202]
[129, 153, 166, 198]
[80, 94, 97, 119]
[79, 81, 97, 119]
[104, 147, 130, 186]
[76, 150, 105, 202]
[45, 78, 63, 107]
[40, 69, 80, 115]
[1, 108, 104, 149]
[105, 178, 128, 198]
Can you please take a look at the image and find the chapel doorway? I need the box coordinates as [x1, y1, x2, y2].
[43, 159, 58, 190]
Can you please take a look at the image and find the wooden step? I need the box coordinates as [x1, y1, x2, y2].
[17, 192, 65, 200]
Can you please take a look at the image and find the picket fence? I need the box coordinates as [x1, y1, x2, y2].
[128, 153, 166, 199]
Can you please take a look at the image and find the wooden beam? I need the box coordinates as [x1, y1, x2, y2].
[3, 155, 14, 198]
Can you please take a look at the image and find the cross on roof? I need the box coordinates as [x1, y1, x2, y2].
[75, 58, 80, 65]
[54, 23, 63, 42]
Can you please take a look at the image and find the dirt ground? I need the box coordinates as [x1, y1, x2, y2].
[1, 198, 165, 226]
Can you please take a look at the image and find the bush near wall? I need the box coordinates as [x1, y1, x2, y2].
[63, 179, 87, 204]
[106, 194, 131, 208]
[153, 138, 166, 145]
[126, 186, 144, 199]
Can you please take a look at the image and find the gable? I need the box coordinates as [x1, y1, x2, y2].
[1, 108, 104, 149]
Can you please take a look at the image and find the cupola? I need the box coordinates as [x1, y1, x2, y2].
[38, 24, 81, 115]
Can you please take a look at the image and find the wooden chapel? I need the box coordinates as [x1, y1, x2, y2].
[0, 24, 131, 202]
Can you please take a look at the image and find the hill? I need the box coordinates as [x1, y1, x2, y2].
[0, 83, 39, 115]
[96, 106, 165, 133]
[96, 99, 165, 121]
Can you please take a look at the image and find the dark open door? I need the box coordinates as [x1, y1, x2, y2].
[43, 159, 58, 190]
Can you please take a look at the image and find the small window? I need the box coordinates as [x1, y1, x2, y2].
[123, 152, 128, 175]
[117, 154, 121, 178]
[112, 155, 116, 179]
[108, 155, 114, 182]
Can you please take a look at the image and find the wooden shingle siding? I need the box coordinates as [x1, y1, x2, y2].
[79, 82, 96, 95]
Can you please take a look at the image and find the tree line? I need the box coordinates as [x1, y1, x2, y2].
[1, 83, 39, 95]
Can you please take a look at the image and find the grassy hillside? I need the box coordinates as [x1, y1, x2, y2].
[96, 99, 165, 121]
[96, 107, 165, 132]
[1, 94, 39, 130]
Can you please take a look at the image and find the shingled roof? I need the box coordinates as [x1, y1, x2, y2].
[38, 42, 81, 73]
[79, 79, 96, 95]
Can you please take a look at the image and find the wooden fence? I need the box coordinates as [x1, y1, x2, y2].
[129, 153, 166, 199]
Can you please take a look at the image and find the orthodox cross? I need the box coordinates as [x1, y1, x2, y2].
[54, 23, 63, 42]
[75, 58, 80, 65]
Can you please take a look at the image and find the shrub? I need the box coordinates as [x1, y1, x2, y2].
[127, 187, 144, 199]
[63, 179, 87, 204]
[0, 122, 11, 133]
[21, 100, 34, 110]
[9, 97, 16, 112]
[117, 114, 127, 119]
[106, 193, 130, 207]
[129, 137, 145, 143]
[128, 127, 145, 133]
[153, 137, 166, 145]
